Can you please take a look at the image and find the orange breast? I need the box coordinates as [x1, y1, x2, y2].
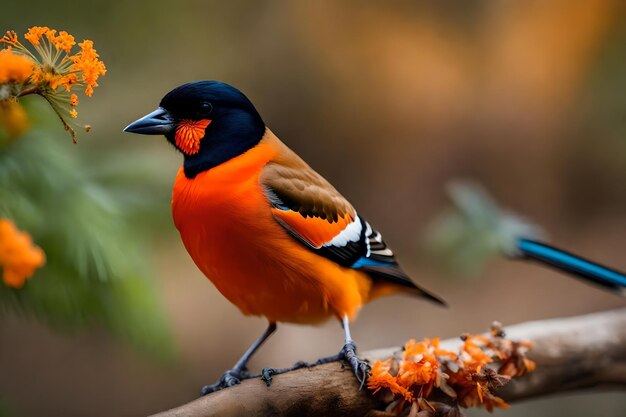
[171, 134, 373, 324]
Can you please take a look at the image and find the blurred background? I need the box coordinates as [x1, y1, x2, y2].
[1, 0, 625, 416]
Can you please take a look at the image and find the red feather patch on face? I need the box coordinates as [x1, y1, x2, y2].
[175, 119, 211, 155]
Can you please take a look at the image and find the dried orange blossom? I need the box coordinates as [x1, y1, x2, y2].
[368, 323, 535, 416]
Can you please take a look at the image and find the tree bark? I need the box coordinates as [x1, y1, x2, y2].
[151, 308, 626, 417]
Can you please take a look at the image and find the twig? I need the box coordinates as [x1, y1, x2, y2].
[16, 86, 40, 97]
[151, 308, 626, 417]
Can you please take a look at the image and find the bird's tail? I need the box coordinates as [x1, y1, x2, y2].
[363, 265, 448, 306]
[516, 238, 626, 296]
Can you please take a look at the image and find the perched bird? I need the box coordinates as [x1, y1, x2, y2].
[124, 80, 445, 393]
[125, 80, 626, 394]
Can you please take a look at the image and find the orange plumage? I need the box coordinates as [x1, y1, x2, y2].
[125, 80, 443, 393]
[173, 130, 394, 323]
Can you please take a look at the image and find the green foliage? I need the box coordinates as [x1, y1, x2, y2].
[0, 398, 11, 417]
[0, 97, 174, 359]
[424, 181, 543, 278]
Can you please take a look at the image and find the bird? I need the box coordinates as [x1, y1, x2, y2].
[124, 80, 446, 394]
[124, 80, 626, 394]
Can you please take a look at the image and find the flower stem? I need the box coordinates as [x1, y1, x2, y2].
[17, 86, 40, 97]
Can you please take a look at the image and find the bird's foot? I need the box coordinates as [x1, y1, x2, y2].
[200, 368, 254, 395]
[340, 342, 371, 389]
[259, 347, 369, 388]
[259, 360, 309, 387]
[260, 367, 277, 387]
[259, 355, 341, 387]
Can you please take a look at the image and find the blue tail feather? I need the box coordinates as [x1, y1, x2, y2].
[517, 238, 626, 294]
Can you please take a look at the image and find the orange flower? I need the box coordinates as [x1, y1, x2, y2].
[368, 359, 414, 402]
[367, 328, 534, 416]
[0, 100, 29, 137]
[1, 27, 108, 141]
[398, 358, 438, 388]
[24, 26, 50, 46]
[0, 219, 45, 288]
[30, 66, 58, 88]
[1, 31, 18, 45]
[44, 29, 57, 42]
[59, 73, 79, 92]
[47, 30, 76, 54]
[401, 340, 440, 385]
[0, 49, 34, 84]
[404, 338, 457, 361]
[460, 336, 493, 371]
[404, 338, 428, 357]
[70, 40, 106, 97]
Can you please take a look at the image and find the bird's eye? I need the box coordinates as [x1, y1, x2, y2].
[198, 102, 213, 117]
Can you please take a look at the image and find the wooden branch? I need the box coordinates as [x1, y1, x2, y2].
[152, 309, 626, 417]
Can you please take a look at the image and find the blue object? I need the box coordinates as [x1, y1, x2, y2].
[351, 257, 392, 269]
[517, 238, 626, 294]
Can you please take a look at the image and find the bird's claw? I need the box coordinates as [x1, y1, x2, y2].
[200, 345, 370, 394]
[200, 369, 251, 395]
[341, 342, 371, 389]
[261, 367, 276, 387]
[260, 360, 310, 387]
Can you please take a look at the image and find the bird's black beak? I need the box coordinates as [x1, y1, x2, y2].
[123, 107, 175, 135]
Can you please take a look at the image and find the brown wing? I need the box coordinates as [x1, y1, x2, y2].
[260, 138, 354, 223]
[258, 132, 445, 305]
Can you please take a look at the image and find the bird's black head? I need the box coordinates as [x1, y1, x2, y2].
[124, 81, 266, 178]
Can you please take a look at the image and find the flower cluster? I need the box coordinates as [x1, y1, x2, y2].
[368, 322, 535, 416]
[0, 48, 34, 84]
[0, 219, 46, 288]
[0, 26, 106, 141]
[0, 100, 29, 137]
